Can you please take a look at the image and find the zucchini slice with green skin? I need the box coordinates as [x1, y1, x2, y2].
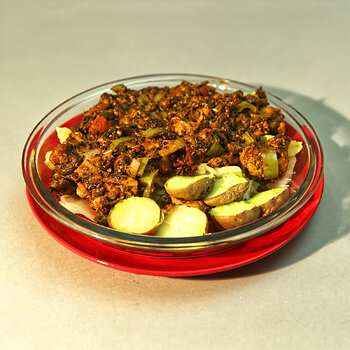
[248, 187, 289, 216]
[141, 128, 167, 138]
[204, 173, 249, 207]
[141, 170, 158, 198]
[108, 197, 163, 235]
[155, 205, 208, 237]
[261, 148, 279, 180]
[209, 201, 261, 230]
[288, 140, 303, 157]
[164, 174, 216, 200]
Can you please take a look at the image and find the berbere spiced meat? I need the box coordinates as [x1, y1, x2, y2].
[49, 81, 289, 221]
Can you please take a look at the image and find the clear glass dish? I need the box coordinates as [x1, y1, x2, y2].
[22, 74, 324, 257]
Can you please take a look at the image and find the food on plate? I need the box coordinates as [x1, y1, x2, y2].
[164, 174, 215, 200]
[209, 201, 261, 230]
[108, 197, 163, 235]
[203, 172, 249, 207]
[155, 205, 208, 237]
[248, 187, 289, 216]
[46, 80, 303, 236]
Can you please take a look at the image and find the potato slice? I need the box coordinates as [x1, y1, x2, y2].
[155, 205, 208, 237]
[164, 174, 216, 200]
[108, 197, 163, 235]
[209, 201, 261, 230]
[248, 187, 289, 216]
[204, 173, 249, 207]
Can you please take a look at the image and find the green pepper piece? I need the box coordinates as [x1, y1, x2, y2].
[237, 101, 258, 113]
[243, 131, 254, 146]
[141, 170, 159, 197]
[205, 136, 225, 158]
[154, 91, 165, 102]
[110, 84, 125, 93]
[104, 136, 133, 154]
[141, 128, 167, 138]
[137, 157, 149, 177]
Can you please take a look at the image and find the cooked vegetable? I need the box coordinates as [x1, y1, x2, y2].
[213, 166, 242, 177]
[195, 164, 242, 177]
[288, 140, 303, 157]
[237, 101, 258, 113]
[204, 173, 249, 207]
[141, 128, 167, 138]
[158, 138, 186, 157]
[59, 195, 97, 220]
[155, 205, 208, 237]
[108, 197, 163, 235]
[248, 187, 289, 216]
[56, 127, 72, 143]
[209, 201, 261, 230]
[170, 195, 209, 212]
[44, 151, 55, 170]
[127, 157, 149, 178]
[110, 84, 124, 93]
[260, 135, 303, 158]
[103, 136, 133, 154]
[242, 180, 259, 200]
[164, 174, 216, 200]
[266, 157, 296, 189]
[141, 170, 158, 197]
[261, 148, 279, 180]
[239, 144, 280, 180]
[205, 137, 225, 158]
[243, 131, 254, 146]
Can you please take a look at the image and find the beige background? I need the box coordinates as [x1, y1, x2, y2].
[1, 0, 350, 349]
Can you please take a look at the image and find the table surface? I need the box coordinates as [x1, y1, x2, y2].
[1, 0, 349, 349]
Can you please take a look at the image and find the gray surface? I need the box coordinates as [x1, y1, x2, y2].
[1, 0, 349, 349]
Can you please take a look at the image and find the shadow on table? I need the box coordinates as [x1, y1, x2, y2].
[189, 86, 350, 280]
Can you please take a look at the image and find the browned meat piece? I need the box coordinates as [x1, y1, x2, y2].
[168, 117, 195, 136]
[76, 182, 90, 199]
[49, 144, 67, 165]
[260, 107, 285, 134]
[49, 171, 76, 195]
[207, 157, 229, 168]
[89, 116, 111, 136]
[239, 144, 265, 179]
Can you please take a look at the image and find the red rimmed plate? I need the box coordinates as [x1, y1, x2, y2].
[27, 176, 323, 276]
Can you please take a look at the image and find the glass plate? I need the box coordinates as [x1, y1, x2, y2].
[26, 176, 323, 276]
